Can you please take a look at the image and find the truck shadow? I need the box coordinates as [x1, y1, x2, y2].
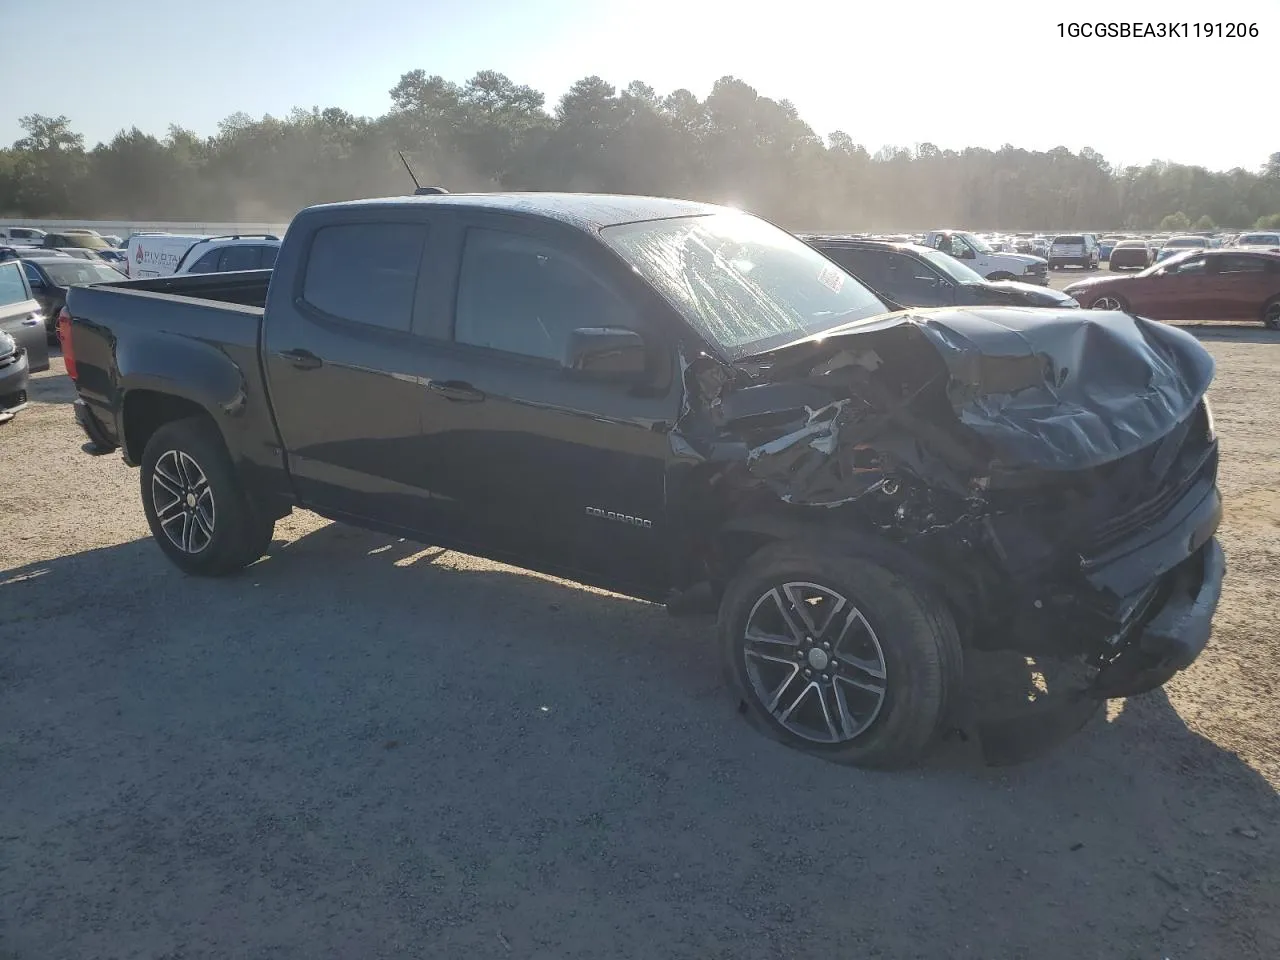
[2, 523, 1277, 956]
[27, 355, 76, 405]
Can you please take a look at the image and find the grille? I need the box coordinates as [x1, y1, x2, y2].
[1084, 403, 1216, 553]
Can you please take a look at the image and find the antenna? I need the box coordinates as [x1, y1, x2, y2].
[398, 151, 449, 195]
[398, 151, 422, 192]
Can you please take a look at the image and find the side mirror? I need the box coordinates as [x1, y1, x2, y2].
[563, 327, 647, 380]
[29, 278, 45, 290]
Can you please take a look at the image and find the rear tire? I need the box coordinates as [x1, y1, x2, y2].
[139, 416, 275, 576]
[719, 542, 962, 770]
[1264, 297, 1280, 330]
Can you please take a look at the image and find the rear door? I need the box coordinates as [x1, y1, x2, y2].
[0, 261, 49, 372]
[261, 215, 445, 532]
[1204, 253, 1277, 320]
[408, 214, 680, 597]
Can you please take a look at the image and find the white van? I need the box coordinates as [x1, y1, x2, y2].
[124, 233, 210, 279]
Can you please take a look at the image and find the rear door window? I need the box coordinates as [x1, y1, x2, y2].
[0, 262, 30, 305]
[218, 245, 260, 272]
[259, 245, 279, 269]
[1214, 255, 1268, 274]
[301, 222, 428, 331]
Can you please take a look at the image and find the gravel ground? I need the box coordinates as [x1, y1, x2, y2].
[2, 334, 1278, 960]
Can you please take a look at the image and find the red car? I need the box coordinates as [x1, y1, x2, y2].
[1063, 249, 1280, 327]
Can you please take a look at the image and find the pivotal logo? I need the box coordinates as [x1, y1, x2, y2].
[135, 246, 143, 263]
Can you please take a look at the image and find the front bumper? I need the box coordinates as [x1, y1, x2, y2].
[0, 349, 30, 410]
[1021, 272, 1050, 286]
[1090, 537, 1223, 697]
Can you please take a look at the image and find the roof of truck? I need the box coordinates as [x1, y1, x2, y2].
[309, 193, 724, 230]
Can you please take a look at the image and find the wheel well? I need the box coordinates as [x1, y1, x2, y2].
[121, 391, 213, 464]
[712, 516, 979, 635]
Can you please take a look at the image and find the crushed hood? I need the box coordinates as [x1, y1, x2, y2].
[748, 306, 1214, 474]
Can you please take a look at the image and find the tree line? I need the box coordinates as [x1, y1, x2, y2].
[3, 70, 1280, 232]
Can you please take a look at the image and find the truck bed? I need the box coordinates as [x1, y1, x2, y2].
[65, 270, 275, 463]
[99, 269, 272, 309]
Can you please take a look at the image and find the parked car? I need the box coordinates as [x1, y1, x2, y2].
[172, 235, 281, 274]
[920, 230, 1049, 284]
[101, 235, 124, 248]
[1232, 232, 1280, 251]
[0, 257, 50, 376]
[0, 330, 29, 423]
[801, 237, 1079, 309]
[1048, 234, 1100, 270]
[21, 256, 126, 339]
[1108, 239, 1154, 271]
[95, 248, 129, 271]
[0, 245, 55, 263]
[1064, 249, 1280, 326]
[0, 226, 48, 246]
[61, 193, 1224, 770]
[1156, 235, 1209, 262]
[1098, 236, 1127, 261]
[53, 247, 115, 264]
[41, 231, 112, 251]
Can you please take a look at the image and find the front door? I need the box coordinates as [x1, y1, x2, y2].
[260, 217, 444, 532]
[1142, 254, 1210, 320]
[0, 261, 49, 373]
[411, 218, 679, 597]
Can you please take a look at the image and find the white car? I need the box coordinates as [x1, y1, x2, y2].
[0, 226, 48, 246]
[921, 230, 1049, 285]
[172, 235, 281, 274]
[1048, 234, 1100, 271]
[1233, 231, 1280, 251]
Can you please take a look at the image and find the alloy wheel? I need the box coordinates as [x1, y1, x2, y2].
[151, 450, 216, 554]
[741, 582, 888, 744]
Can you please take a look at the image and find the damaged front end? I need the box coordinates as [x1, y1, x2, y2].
[674, 307, 1224, 760]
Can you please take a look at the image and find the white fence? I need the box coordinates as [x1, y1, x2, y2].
[0, 219, 292, 239]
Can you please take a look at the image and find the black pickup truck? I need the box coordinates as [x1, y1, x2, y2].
[61, 193, 1225, 768]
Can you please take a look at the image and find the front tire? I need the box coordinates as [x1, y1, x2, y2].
[1088, 294, 1128, 311]
[719, 542, 962, 769]
[140, 417, 275, 576]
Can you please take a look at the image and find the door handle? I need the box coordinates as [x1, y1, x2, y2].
[428, 379, 485, 402]
[275, 348, 323, 371]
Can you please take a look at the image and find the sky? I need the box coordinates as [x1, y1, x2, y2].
[4, 0, 1276, 172]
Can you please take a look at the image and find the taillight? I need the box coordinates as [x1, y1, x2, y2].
[57, 306, 77, 380]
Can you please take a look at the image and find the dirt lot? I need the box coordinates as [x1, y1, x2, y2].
[2, 332, 1278, 960]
